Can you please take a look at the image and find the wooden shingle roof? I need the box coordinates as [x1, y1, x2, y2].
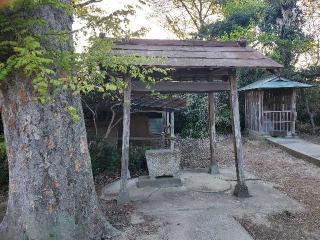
[113, 39, 283, 69]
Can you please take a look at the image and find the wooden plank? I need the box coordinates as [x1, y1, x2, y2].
[208, 92, 219, 174]
[132, 81, 230, 93]
[258, 90, 263, 133]
[170, 112, 175, 150]
[123, 57, 282, 68]
[113, 49, 267, 60]
[229, 74, 249, 197]
[118, 76, 131, 205]
[114, 39, 240, 47]
[114, 45, 255, 52]
[166, 111, 170, 135]
[291, 89, 297, 136]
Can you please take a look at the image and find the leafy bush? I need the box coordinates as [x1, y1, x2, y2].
[88, 137, 149, 176]
[129, 145, 149, 176]
[88, 138, 121, 175]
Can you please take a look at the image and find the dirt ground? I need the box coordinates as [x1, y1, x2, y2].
[299, 133, 320, 145]
[100, 135, 320, 240]
[0, 135, 319, 240]
[221, 136, 320, 240]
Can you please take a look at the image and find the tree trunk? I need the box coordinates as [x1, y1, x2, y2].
[303, 90, 316, 134]
[0, 4, 119, 240]
[306, 97, 316, 134]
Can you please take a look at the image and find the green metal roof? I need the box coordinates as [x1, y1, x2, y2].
[239, 75, 313, 91]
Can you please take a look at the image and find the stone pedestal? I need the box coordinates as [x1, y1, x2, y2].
[145, 149, 181, 178]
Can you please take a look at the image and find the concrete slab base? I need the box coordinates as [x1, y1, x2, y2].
[102, 167, 303, 240]
[117, 190, 130, 205]
[182, 173, 231, 193]
[154, 213, 254, 240]
[137, 176, 183, 188]
[208, 164, 220, 174]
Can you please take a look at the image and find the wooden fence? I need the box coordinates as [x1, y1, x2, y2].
[262, 110, 294, 133]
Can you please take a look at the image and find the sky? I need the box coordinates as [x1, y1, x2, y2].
[98, 0, 174, 39]
[73, 0, 174, 51]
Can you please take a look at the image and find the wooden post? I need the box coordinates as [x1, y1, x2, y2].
[208, 92, 219, 174]
[291, 89, 297, 136]
[258, 90, 263, 133]
[166, 111, 170, 134]
[229, 73, 250, 197]
[118, 76, 132, 205]
[170, 111, 175, 150]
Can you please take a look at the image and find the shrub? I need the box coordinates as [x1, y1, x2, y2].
[88, 138, 121, 175]
[88, 137, 149, 176]
[129, 145, 149, 176]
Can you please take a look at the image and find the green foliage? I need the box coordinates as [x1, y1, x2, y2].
[0, 0, 171, 123]
[129, 145, 149, 176]
[66, 106, 81, 122]
[200, 0, 265, 40]
[88, 137, 148, 176]
[197, 0, 320, 133]
[176, 94, 209, 138]
[175, 92, 234, 137]
[88, 138, 121, 175]
[74, 37, 170, 98]
[0, 36, 56, 103]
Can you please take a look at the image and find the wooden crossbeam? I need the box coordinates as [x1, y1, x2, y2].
[132, 81, 229, 93]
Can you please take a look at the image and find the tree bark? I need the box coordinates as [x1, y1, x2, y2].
[305, 96, 316, 134]
[0, 4, 119, 240]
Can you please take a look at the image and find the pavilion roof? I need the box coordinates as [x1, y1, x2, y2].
[239, 75, 313, 91]
[113, 39, 283, 69]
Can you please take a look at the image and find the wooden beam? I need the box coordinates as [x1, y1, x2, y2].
[170, 112, 175, 150]
[118, 76, 131, 205]
[114, 38, 240, 47]
[229, 74, 250, 197]
[291, 89, 297, 136]
[258, 90, 263, 133]
[208, 92, 219, 174]
[132, 81, 229, 93]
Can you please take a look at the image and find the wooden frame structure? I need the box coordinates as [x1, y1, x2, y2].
[240, 76, 312, 137]
[113, 39, 282, 204]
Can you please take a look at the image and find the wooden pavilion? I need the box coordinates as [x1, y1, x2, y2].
[111, 39, 282, 203]
[240, 76, 312, 137]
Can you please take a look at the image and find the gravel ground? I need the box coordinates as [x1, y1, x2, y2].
[299, 133, 320, 145]
[0, 135, 319, 240]
[215, 135, 320, 240]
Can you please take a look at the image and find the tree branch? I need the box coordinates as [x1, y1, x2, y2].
[81, 98, 98, 138]
[75, 0, 103, 8]
[203, 0, 215, 21]
[104, 103, 121, 139]
[177, 0, 200, 30]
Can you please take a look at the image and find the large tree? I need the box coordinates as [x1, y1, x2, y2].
[0, 2, 120, 239]
[0, 0, 165, 239]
